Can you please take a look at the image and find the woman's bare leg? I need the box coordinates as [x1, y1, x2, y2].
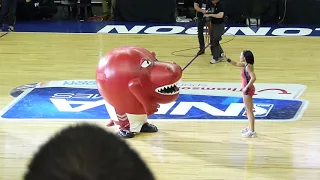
[242, 95, 257, 137]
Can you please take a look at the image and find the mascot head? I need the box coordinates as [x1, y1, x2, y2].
[96, 46, 182, 104]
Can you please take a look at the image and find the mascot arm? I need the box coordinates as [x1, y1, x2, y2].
[128, 78, 159, 116]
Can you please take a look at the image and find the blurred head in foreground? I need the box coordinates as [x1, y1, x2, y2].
[24, 123, 155, 180]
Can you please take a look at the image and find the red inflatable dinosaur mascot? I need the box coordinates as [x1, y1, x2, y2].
[96, 46, 182, 138]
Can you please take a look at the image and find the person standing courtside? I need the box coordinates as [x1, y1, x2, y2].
[204, 0, 226, 64]
[0, 0, 18, 32]
[102, 0, 116, 20]
[194, 0, 210, 55]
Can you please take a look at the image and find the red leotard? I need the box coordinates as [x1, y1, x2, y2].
[241, 64, 255, 96]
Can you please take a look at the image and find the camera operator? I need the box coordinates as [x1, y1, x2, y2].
[194, 0, 210, 55]
[204, 0, 225, 64]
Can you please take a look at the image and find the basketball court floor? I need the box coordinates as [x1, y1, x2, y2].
[0, 23, 320, 180]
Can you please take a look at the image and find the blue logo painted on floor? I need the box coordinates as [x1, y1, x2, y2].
[0, 87, 307, 121]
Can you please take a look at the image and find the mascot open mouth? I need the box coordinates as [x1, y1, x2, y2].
[155, 83, 179, 95]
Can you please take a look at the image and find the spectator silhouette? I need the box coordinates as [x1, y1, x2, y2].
[24, 123, 156, 180]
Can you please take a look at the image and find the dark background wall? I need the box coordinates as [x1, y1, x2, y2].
[177, 0, 320, 25]
[278, 0, 320, 24]
[115, 0, 176, 23]
[5, 0, 320, 25]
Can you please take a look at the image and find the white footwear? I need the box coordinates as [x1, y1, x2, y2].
[242, 131, 257, 138]
[241, 127, 250, 133]
[8, 26, 15, 32]
[219, 53, 226, 61]
[210, 59, 216, 64]
[217, 57, 224, 62]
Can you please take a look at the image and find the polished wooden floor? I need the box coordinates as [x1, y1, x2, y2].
[0, 32, 320, 180]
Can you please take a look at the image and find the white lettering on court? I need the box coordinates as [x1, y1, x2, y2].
[272, 28, 312, 36]
[184, 26, 198, 35]
[63, 80, 96, 86]
[97, 25, 145, 34]
[253, 105, 269, 116]
[104, 102, 118, 120]
[144, 26, 185, 34]
[169, 102, 244, 116]
[224, 27, 271, 36]
[50, 99, 270, 117]
[185, 26, 228, 35]
[50, 99, 106, 112]
[154, 102, 176, 114]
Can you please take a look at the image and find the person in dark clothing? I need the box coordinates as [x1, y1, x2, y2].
[193, 0, 210, 55]
[204, 0, 226, 64]
[0, 0, 18, 32]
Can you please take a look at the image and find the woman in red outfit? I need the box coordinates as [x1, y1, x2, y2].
[224, 50, 257, 138]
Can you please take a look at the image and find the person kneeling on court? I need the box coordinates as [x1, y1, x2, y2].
[23, 123, 156, 180]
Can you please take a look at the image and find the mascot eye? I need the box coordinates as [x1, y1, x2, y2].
[141, 60, 153, 68]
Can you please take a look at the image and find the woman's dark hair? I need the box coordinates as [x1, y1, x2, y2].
[243, 50, 254, 65]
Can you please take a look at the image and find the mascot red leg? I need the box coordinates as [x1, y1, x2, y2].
[96, 46, 182, 138]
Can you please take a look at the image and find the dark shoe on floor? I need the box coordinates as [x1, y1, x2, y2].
[116, 129, 135, 138]
[197, 49, 205, 55]
[140, 123, 158, 133]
